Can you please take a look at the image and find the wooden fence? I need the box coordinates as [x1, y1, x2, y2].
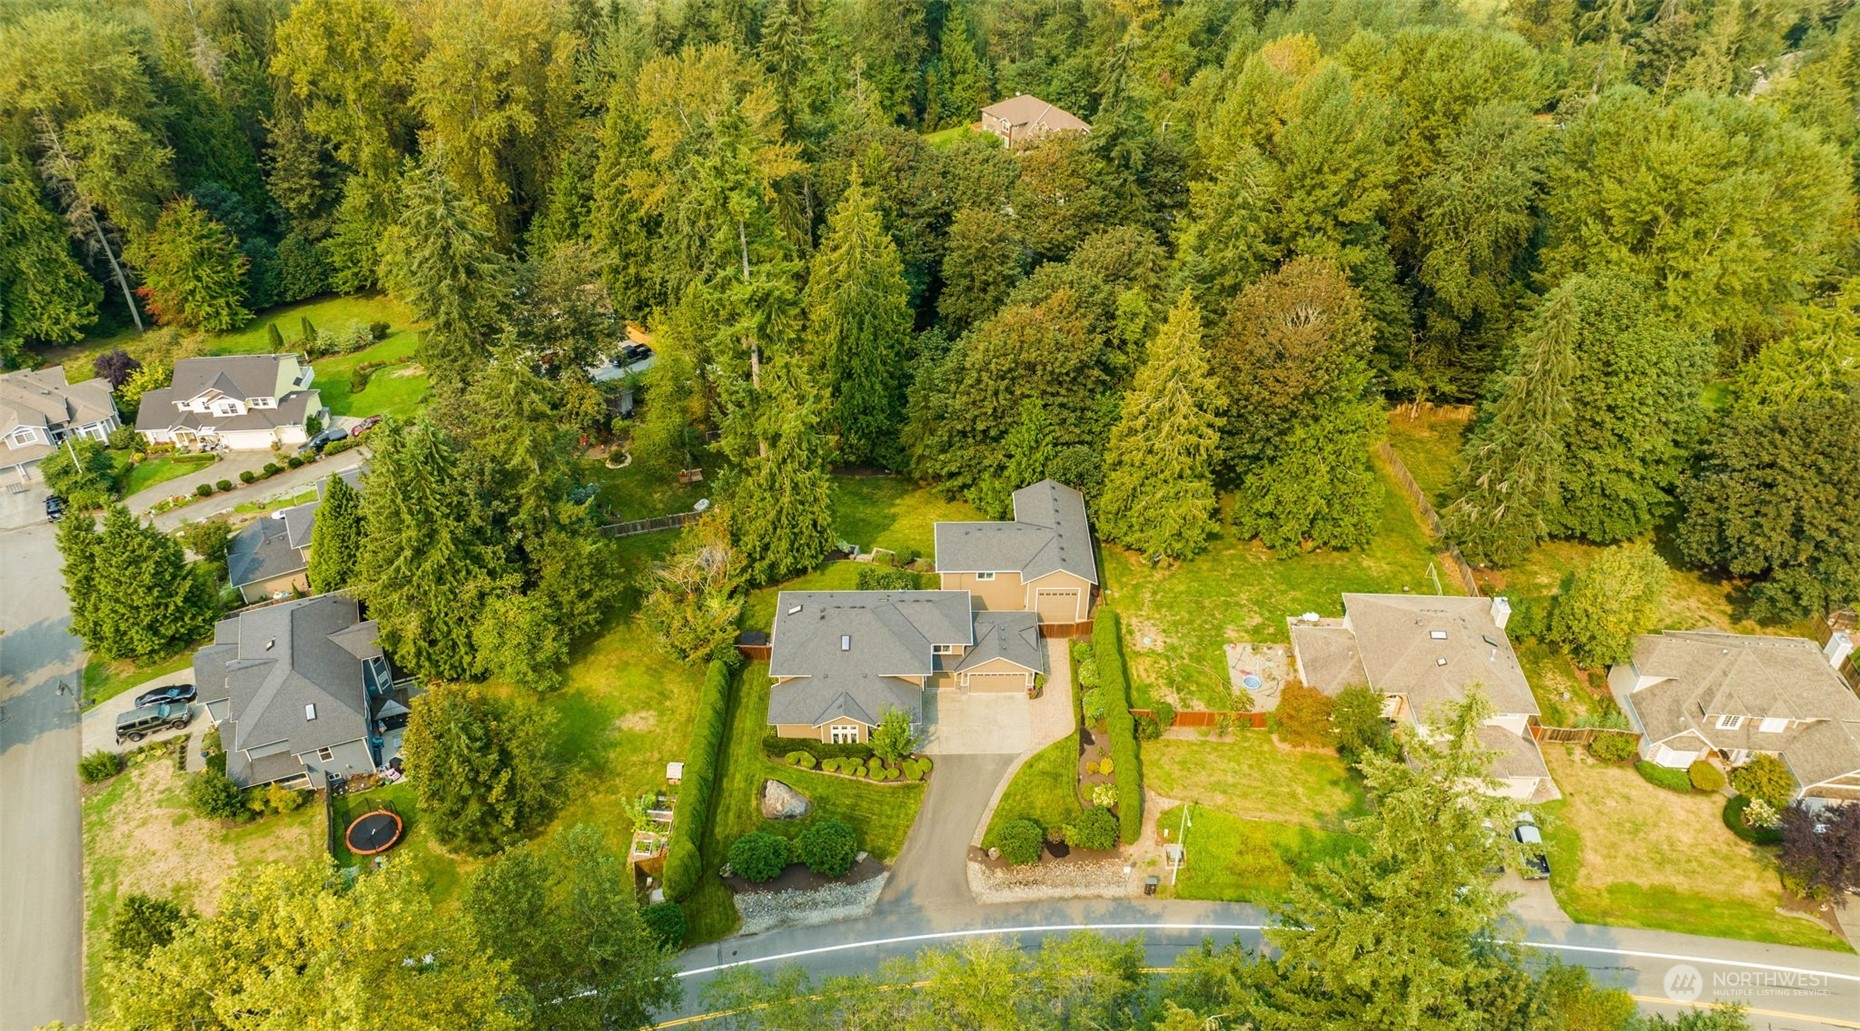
[1377, 442, 1481, 598]
[1530, 725, 1640, 747]
[595, 510, 703, 538]
[1129, 709, 1268, 730]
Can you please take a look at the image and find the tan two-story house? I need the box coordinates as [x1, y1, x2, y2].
[137, 354, 323, 451]
[980, 94, 1091, 148]
[0, 366, 120, 483]
[935, 480, 1098, 628]
[1611, 630, 1860, 807]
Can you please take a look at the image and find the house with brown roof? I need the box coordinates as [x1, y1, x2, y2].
[136, 354, 323, 451]
[0, 366, 120, 483]
[1610, 630, 1860, 807]
[934, 480, 1098, 627]
[980, 94, 1090, 148]
[1290, 594, 1556, 801]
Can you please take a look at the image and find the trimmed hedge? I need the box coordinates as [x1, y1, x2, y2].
[728, 832, 790, 882]
[1634, 760, 1695, 793]
[795, 818, 858, 877]
[998, 818, 1045, 866]
[664, 660, 733, 901]
[78, 749, 127, 784]
[761, 735, 874, 764]
[1093, 607, 1143, 844]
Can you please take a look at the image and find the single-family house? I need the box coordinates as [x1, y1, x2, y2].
[767, 590, 1046, 743]
[1290, 594, 1556, 801]
[980, 94, 1091, 148]
[934, 479, 1098, 628]
[1610, 630, 1860, 806]
[226, 500, 318, 603]
[137, 354, 323, 450]
[193, 594, 408, 787]
[0, 367, 120, 483]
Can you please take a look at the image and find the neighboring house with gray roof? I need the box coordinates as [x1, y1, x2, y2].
[935, 479, 1098, 626]
[1610, 630, 1860, 806]
[137, 354, 323, 451]
[980, 94, 1090, 148]
[1290, 593, 1555, 801]
[767, 591, 1047, 742]
[193, 594, 401, 787]
[226, 500, 319, 603]
[0, 366, 119, 483]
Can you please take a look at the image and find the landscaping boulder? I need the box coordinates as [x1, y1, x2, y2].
[761, 779, 811, 820]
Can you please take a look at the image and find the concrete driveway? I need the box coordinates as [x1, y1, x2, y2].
[79, 668, 199, 754]
[0, 481, 50, 531]
[919, 691, 1031, 755]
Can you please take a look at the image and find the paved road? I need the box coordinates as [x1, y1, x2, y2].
[144, 448, 366, 532]
[0, 520, 85, 1031]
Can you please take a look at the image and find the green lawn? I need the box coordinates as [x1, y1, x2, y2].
[981, 733, 1084, 848]
[313, 332, 430, 421]
[585, 452, 715, 525]
[831, 475, 985, 560]
[685, 660, 925, 943]
[330, 781, 466, 902]
[118, 452, 219, 497]
[82, 647, 200, 709]
[1103, 455, 1451, 710]
[1155, 803, 1366, 904]
[1539, 746, 1847, 950]
[922, 125, 992, 149]
[1384, 406, 1471, 504]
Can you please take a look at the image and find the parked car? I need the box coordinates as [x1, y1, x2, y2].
[115, 702, 193, 744]
[133, 683, 197, 708]
[351, 415, 384, 436]
[1512, 812, 1551, 879]
[44, 494, 65, 522]
[620, 342, 653, 364]
[305, 426, 350, 452]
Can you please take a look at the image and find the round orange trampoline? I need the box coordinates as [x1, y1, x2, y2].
[345, 810, 404, 855]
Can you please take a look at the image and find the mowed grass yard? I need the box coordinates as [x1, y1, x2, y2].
[1537, 747, 1847, 951]
[45, 294, 419, 378]
[83, 749, 322, 1013]
[982, 733, 1084, 849]
[82, 646, 200, 709]
[1104, 453, 1451, 711]
[685, 661, 926, 943]
[1145, 734, 1368, 904]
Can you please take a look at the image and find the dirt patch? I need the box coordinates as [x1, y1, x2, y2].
[617, 711, 659, 733]
[389, 363, 425, 378]
[1124, 619, 1168, 652]
[1223, 643, 1290, 710]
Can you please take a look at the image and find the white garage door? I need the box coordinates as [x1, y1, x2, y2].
[964, 672, 1027, 693]
[1034, 589, 1080, 623]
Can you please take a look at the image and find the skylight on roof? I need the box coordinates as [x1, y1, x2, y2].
[304, 703, 317, 720]
[840, 635, 851, 651]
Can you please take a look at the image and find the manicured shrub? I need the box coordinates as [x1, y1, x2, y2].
[664, 661, 732, 901]
[1721, 795, 1783, 844]
[238, 469, 257, 484]
[323, 436, 363, 456]
[784, 751, 809, 767]
[195, 483, 214, 497]
[1276, 683, 1336, 748]
[1688, 760, 1725, 793]
[368, 320, 390, 340]
[997, 818, 1045, 866]
[821, 758, 841, 774]
[1063, 806, 1120, 852]
[1093, 608, 1143, 844]
[901, 759, 925, 781]
[1634, 761, 1694, 793]
[215, 479, 234, 492]
[262, 462, 282, 477]
[727, 832, 790, 882]
[78, 749, 127, 784]
[1074, 654, 1099, 690]
[285, 454, 304, 469]
[185, 769, 247, 821]
[1090, 783, 1118, 807]
[916, 756, 931, 774]
[1732, 754, 1796, 809]
[760, 735, 874, 764]
[1081, 687, 1107, 722]
[1586, 732, 1638, 763]
[640, 902, 686, 949]
[854, 565, 919, 591]
[795, 818, 859, 877]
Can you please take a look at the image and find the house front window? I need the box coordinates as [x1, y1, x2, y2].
[933, 644, 958, 655]
[1716, 714, 1743, 730]
[975, 571, 996, 581]
[829, 724, 861, 744]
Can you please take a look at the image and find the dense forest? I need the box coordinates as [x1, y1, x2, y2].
[5, 0, 1858, 641]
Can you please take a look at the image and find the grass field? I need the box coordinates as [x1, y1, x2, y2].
[312, 332, 430, 421]
[585, 451, 716, 525]
[117, 452, 219, 497]
[1384, 405, 1472, 503]
[1103, 455, 1451, 710]
[1154, 803, 1365, 903]
[981, 733, 1085, 848]
[832, 475, 985, 559]
[329, 781, 466, 902]
[922, 124, 992, 148]
[1538, 746, 1847, 951]
[82, 750, 322, 1013]
[685, 661, 925, 943]
[82, 647, 200, 709]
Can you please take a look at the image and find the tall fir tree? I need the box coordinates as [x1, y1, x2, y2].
[0, 145, 98, 363]
[59, 506, 217, 661]
[378, 155, 509, 393]
[937, 206, 1023, 334]
[1098, 292, 1222, 559]
[724, 357, 835, 587]
[929, 9, 991, 130]
[305, 472, 362, 593]
[126, 197, 251, 331]
[804, 171, 912, 467]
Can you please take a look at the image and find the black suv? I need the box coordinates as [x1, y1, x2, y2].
[134, 683, 197, 708]
[44, 494, 65, 522]
[115, 702, 192, 744]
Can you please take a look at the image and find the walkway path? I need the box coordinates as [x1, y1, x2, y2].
[140, 449, 367, 531]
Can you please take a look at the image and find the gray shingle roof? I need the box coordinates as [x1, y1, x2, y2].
[934, 479, 1098, 585]
[767, 590, 972, 729]
[1340, 594, 1538, 718]
[225, 502, 318, 588]
[0, 366, 116, 433]
[1476, 723, 1551, 781]
[137, 385, 319, 434]
[956, 611, 1046, 674]
[1289, 623, 1369, 695]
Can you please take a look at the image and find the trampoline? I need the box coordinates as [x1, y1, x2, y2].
[345, 810, 404, 855]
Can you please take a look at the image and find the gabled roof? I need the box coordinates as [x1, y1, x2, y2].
[1288, 623, 1369, 694]
[768, 590, 972, 729]
[225, 501, 319, 588]
[934, 479, 1099, 585]
[136, 385, 319, 434]
[956, 611, 1047, 674]
[192, 595, 381, 784]
[169, 354, 301, 404]
[981, 94, 1090, 133]
[1339, 594, 1537, 718]
[0, 366, 116, 435]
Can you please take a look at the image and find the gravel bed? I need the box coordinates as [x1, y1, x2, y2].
[734, 873, 889, 935]
[967, 855, 1130, 904]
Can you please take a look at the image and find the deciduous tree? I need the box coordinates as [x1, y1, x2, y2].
[1547, 541, 1669, 667]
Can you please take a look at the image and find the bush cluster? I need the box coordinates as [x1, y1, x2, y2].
[997, 818, 1045, 866]
[728, 832, 790, 882]
[1063, 807, 1119, 852]
[664, 660, 732, 901]
[1092, 608, 1142, 844]
[1724, 795, 1785, 845]
[215, 479, 234, 493]
[1634, 760, 1695, 793]
[1081, 687, 1107, 722]
[1276, 683, 1336, 748]
[855, 565, 919, 591]
[239, 469, 257, 484]
[1134, 713, 1161, 740]
[784, 750, 818, 769]
[1731, 754, 1796, 809]
[795, 818, 859, 877]
[1688, 760, 1725, 793]
[640, 901, 686, 949]
[1586, 732, 1638, 763]
[195, 483, 214, 497]
[185, 769, 248, 821]
[78, 749, 127, 784]
[762, 735, 874, 764]
[323, 435, 364, 457]
[818, 756, 919, 780]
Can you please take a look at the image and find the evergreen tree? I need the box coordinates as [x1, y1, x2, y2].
[937, 207, 1023, 334]
[306, 473, 362, 593]
[588, 86, 654, 319]
[0, 145, 98, 363]
[354, 419, 505, 681]
[1001, 398, 1058, 494]
[804, 172, 912, 467]
[127, 198, 251, 331]
[378, 156, 508, 392]
[403, 681, 560, 855]
[1097, 292, 1222, 559]
[928, 10, 991, 130]
[724, 358, 835, 586]
[60, 506, 217, 661]
[265, 322, 285, 351]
